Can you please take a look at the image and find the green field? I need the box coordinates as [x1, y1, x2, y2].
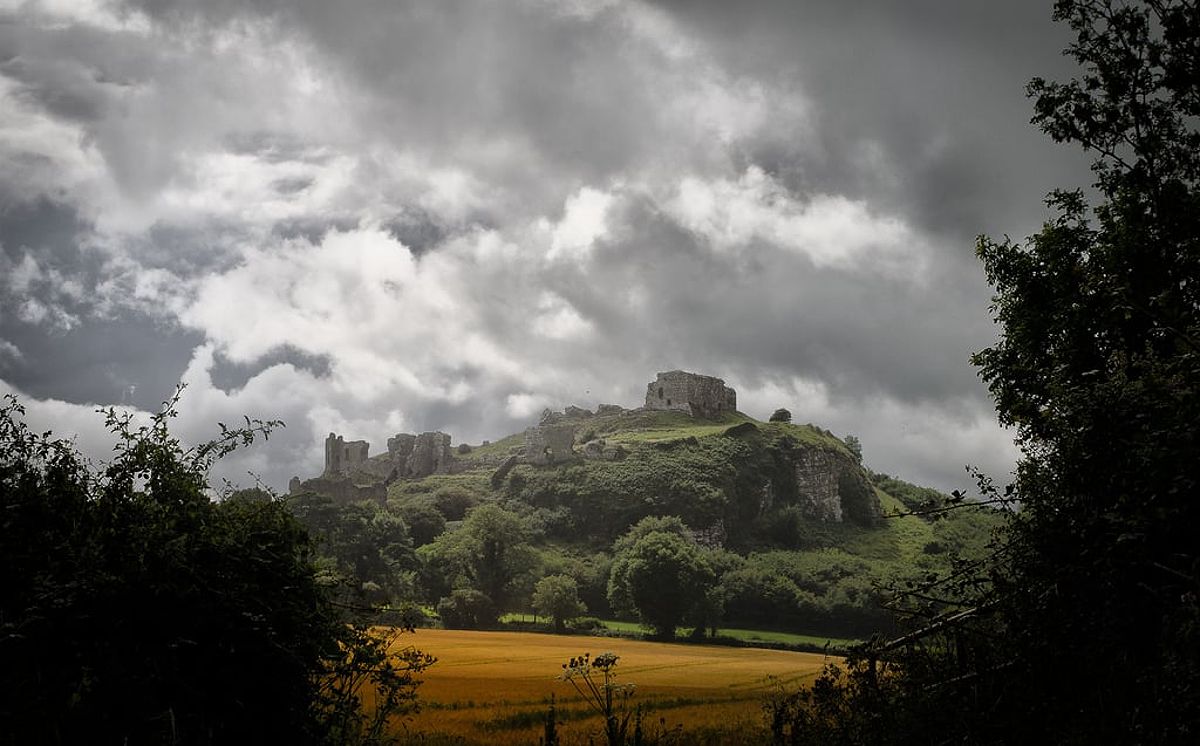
[495, 614, 859, 652]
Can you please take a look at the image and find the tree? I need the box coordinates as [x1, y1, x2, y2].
[768, 408, 792, 423]
[436, 589, 497, 629]
[966, 1, 1200, 738]
[532, 574, 587, 633]
[394, 494, 447, 547]
[421, 503, 537, 622]
[288, 494, 419, 607]
[772, 2, 1200, 743]
[0, 392, 433, 744]
[608, 528, 715, 638]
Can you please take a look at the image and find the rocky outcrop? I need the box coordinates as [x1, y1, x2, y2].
[580, 438, 627, 461]
[792, 447, 881, 525]
[644, 370, 737, 418]
[794, 449, 844, 522]
[490, 455, 519, 489]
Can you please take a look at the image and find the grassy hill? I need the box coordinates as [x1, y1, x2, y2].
[360, 407, 1006, 639]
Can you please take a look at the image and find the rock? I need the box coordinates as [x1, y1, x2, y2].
[794, 449, 844, 522]
[491, 455, 519, 489]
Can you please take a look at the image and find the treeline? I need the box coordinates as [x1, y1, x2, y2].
[286, 477, 1001, 640]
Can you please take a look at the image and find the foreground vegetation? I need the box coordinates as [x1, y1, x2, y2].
[0, 395, 432, 745]
[773, 2, 1200, 743]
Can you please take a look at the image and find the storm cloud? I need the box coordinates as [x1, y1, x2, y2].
[0, 0, 1091, 492]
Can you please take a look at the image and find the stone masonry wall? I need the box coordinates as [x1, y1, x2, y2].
[404, 432, 453, 478]
[525, 424, 576, 465]
[324, 433, 370, 475]
[644, 370, 737, 418]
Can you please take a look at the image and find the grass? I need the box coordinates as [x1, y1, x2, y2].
[593, 410, 754, 445]
[495, 615, 860, 653]
[387, 471, 493, 498]
[455, 432, 525, 462]
[836, 489, 937, 563]
[395, 628, 832, 745]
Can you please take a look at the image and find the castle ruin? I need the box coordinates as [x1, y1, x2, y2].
[324, 433, 370, 475]
[644, 370, 737, 418]
[299, 369, 741, 502]
[524, 423, 576, 465]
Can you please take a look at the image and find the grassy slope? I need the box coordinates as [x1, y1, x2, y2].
[386, 409, 934, 565]
[386, 409, 989, 642]
[389, 410, 853, 496]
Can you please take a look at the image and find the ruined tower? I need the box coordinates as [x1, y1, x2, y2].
[644, 370, 737, 418]
[323, 433, 369, 476]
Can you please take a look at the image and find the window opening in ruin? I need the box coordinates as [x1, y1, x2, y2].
[667, 399, 671, 406]
[658, 387, 664, 399]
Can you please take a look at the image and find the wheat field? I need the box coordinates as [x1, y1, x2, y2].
[391, 629, 833, 745]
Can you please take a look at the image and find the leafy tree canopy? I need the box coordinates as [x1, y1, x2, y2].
[608, 525, 715, 638]
[0, 393, 431, 744]
[532, 574, 587, 633]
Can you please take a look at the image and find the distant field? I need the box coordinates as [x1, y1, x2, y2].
[394, 628, 834, 745]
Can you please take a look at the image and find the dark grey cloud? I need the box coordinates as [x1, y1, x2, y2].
[652, 0, 1093, 246]
[209, 345, 332, 393]
[1, 314, 203, 411]
[0, 0, 1092, 493]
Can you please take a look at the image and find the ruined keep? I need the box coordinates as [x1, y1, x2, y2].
[324, 433, 369, 475]
[644, 370, 737, 418]
[524, 424, 576, 465]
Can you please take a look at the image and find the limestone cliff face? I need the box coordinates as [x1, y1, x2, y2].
[794, 449, 844, 522]
[790, 446, 880, 525]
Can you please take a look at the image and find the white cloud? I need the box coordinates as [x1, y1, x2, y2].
[548, 187, 614, 261]
[667, 166, 924, 277]
[531, 292, 594, 340]
[506, 392, 551, 419]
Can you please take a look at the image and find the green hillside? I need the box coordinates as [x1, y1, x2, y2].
[291, 407, 1006, 641]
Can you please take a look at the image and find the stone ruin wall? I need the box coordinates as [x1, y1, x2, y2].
[324, 433, 370, 476]
[644, 370, 737, 418]
[405, 431, 453, 478]
[524, 424, 576, 465]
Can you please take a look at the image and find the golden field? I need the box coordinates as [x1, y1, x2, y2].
[389, 629, 833, 745]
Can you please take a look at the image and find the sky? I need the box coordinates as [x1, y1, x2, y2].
[0, 0, 1092, 494]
